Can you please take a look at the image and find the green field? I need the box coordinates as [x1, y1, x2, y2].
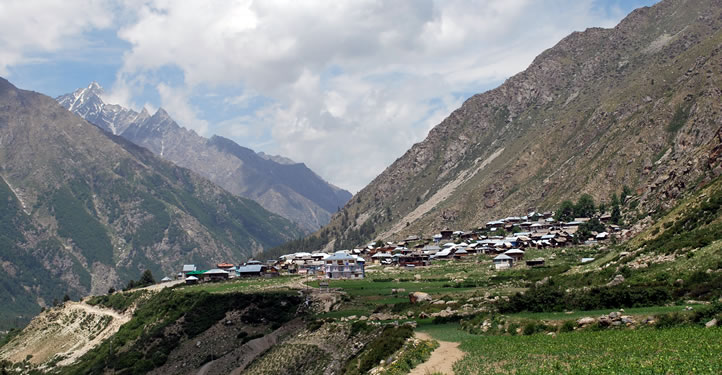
[418, 323, 722, 374]
[507, 304, 707, 321]
[176, 276, 296, 294]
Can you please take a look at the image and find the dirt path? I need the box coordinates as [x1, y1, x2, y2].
[409, 332, 465, 375]
[0, 302, 132, 367]
[56, 303, 132, 366]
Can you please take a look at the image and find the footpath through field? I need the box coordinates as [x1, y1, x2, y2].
[409, 332, 465, 375]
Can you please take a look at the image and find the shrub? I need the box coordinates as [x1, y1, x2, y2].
[522, 323, 537, 336]
[350, 321, 373, 336]
[655, 312, 688, 329]
[560, 320, 576, 333]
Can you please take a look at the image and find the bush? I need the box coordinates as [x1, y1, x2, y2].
[499, 284, 673, 314]
[350, 321, 373, 336]
[655, 312, 688, 329]
[560, 320, 576, 333]
[507, 323, 520, 335]
[522, 323, 537, 336]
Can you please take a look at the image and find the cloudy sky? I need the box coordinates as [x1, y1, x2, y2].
[2, 0, 657, 192]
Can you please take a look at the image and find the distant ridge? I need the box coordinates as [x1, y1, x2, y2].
[57, 83, 352, 232]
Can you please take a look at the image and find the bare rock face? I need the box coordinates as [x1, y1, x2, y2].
[310, 0, 722, 248]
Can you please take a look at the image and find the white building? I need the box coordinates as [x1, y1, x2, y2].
[324, 251, 365, 279]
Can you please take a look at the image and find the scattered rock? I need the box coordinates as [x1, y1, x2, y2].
[432, 300, 446, 305]
[606, 274, 625, 287]
[359, 316, 368, 321]
[406, 311, 414, 318]
[684, 306, 694, 311]
[445, 300, 458, 305]
[409, 292, 432, 304]
[348, 315, 357, 320]
[705, 319, 718, 328]
[577, 317, 595, 326]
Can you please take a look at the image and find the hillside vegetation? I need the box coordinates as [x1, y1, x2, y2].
[0, 77, 302, 330]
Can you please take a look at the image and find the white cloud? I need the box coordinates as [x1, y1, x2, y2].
[108, 0, 636, 192]
[0, 0, 113, 75]
[156, 83, 209, 135]
[1, 0, 644, 192]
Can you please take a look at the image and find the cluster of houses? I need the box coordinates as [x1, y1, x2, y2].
[178, 250, 366, 284]
[176, 211, 620, 282]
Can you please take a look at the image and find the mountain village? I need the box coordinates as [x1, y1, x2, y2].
[176, 210, 621, 284]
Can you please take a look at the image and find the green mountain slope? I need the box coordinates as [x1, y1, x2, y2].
[295, 0, 722, 251]
[0, 78, 302, 329]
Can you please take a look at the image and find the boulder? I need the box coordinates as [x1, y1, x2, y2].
[706, 319, 718, 328]
[606, 274, 625, 287]
[445, 300, 458, 305]
[432, 300, 446, 305]
[409, 292, 432, 304]
[359, 316, 368, 321]
[406, 311, 414, 317]
[418, 312, 429, 319]
[577, 317, 595, 326]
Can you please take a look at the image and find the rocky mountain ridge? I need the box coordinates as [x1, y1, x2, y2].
[57, 84, 352, 232]
[0, 77, 301, 328]
[303, 0, 722, 250]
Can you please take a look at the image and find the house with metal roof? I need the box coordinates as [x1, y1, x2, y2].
[182, 264, 197, 276]
[504, 248, 525, 262]
[324, 251, 364, 279]
[236, 264, 267, 277]
[493, 254, 514, 270]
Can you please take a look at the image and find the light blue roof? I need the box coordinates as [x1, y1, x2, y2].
[182, 264, 196, 272]
[325, 251, 355, 261]
[237, 265, 264, 273]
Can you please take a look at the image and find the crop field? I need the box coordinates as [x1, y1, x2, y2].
[507, 304, 707, 321]
[175, 275, 297, 294]
[418, 324, 722, 374]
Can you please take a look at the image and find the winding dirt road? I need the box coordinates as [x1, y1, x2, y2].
[409, 332, 465, 375]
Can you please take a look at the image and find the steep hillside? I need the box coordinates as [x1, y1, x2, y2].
[57, 84, 352, 232]
[0, 78, 301, 328]
[308, 0, 722, 250]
